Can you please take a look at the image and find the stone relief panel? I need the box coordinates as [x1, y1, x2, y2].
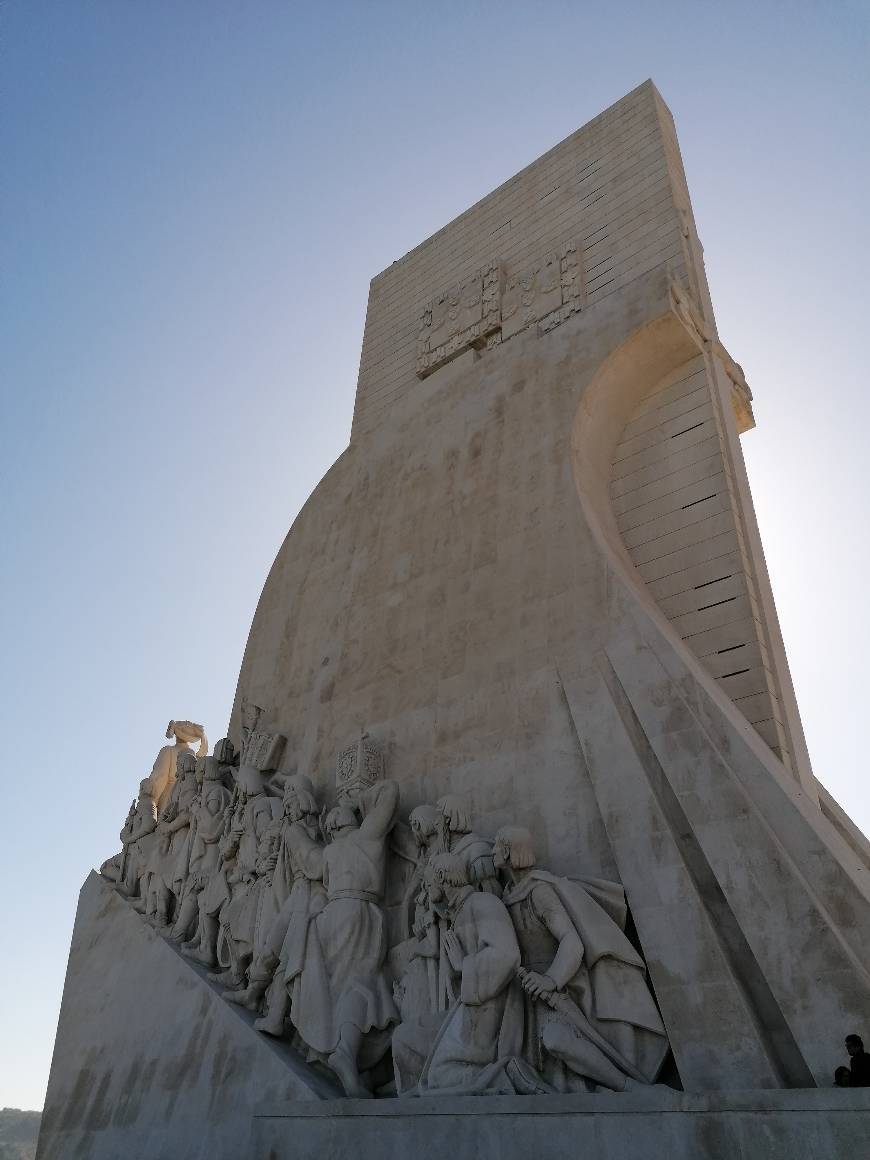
[501, 242, 583, 341]
[102, 723, 672, 1101]
[416, 243, 584, 378]
[416, 261, 502, 378]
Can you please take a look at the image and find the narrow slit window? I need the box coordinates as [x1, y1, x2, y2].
[695, 574, 732, 590]
[682, 493, 717, 510]
[696, 596, 738, 612]
[671, 421, 705, 438]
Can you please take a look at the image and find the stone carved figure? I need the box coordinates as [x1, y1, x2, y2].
[255, 778, 327, 1035]
[289, 779, 400, 1097]
[145, 720, 208, 816]
[388, 806, 449, 1090]
[226, 774, 326, 1022]
[145, 751, 199, 926]
[401, 804, 443, 939]
[212, 736, 237, 772]
[494, 826, 668, 1092]
[436, 796, 501, 895]
[202, 714, 289, 988]
[210, 779, 281, 989]
[107, 727, 674, 1102]
[116, 779, 158, 905]
[409, 853, 524, 1095]
[179, 758, 234, 963]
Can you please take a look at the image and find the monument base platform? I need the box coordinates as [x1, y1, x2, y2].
[254, 1089, 870, 1160]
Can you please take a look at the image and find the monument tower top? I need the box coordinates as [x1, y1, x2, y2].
[353, 81, 708, 440]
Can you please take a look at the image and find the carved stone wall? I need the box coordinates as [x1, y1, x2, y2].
[416, 261, 501, 377]
[416, 242, 584, 378]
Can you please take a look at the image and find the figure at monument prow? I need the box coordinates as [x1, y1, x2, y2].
[146, 720, 208, 816]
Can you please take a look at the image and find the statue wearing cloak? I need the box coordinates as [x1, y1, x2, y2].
[496, 827, 668, 1092]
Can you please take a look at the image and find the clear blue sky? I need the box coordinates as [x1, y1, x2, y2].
[1, 0, 868, 1111]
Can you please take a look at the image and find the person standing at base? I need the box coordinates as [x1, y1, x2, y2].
[845, 1035, 870, 1086]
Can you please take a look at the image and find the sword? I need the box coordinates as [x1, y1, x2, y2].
[516, 966, 649, 1085]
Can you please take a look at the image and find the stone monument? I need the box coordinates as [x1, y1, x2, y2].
[38, 82, 870, 1159]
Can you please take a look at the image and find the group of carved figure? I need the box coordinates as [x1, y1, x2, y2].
[102, 714, 669, 1099]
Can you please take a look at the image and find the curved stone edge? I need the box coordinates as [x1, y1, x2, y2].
[564, 305, 870, 1088]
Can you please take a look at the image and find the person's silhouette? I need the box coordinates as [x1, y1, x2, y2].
[845, 1035, 870, 1087]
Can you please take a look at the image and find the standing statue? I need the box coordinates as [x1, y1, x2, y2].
[401, 804, 445, 973]
[227, 774, 325, 1021]
[388, 805, 448, 1090]
[289, 779, 400, 1098]
[494, 826, 668, 1091]
[117, 780, 158, 905]
[179, 758, 233, 963]
[209, 775, 280, 990]
[436, 796, 501, 894]
[255, 777, 327, 1035]
[145, 720, 208, 816]
[401, 804, 443, 935]
[145, 751, 199, 927]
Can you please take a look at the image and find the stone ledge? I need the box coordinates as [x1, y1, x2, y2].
[253, 1089, 870, 1160]
[255, 1087, 870, 1118]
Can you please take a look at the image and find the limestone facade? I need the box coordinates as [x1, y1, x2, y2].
[39, 81, 870, 1158]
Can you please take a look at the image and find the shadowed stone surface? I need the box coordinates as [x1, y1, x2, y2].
[36, 874, 332, 1160]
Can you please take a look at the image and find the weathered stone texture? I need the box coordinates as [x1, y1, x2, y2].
[37, 874, 328, 1160]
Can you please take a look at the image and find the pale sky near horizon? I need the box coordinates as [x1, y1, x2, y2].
[2, 0, 868, 1112]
